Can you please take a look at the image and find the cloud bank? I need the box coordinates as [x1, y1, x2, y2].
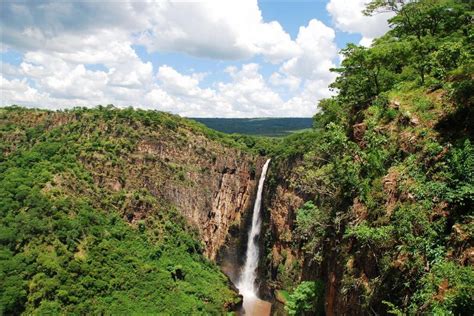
[1, 0, 391, 117]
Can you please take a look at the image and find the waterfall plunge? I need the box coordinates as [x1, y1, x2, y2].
[237, 159, 271, 311]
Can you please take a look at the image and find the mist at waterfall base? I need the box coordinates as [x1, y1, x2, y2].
[237, 159, 271, 314]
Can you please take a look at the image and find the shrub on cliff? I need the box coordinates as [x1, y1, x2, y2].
[285, 280, 324, 316]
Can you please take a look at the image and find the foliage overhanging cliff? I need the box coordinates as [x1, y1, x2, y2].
[263, 0, 473, 314]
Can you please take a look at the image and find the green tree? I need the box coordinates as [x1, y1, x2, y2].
[286, 281, 324, 315]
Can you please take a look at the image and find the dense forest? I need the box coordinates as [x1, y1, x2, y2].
[263, 0, 473, 314]
[192, 118, 313, 137]
[1, 0, 473, 315]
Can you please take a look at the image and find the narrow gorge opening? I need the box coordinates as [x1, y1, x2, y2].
[236, 159, 271, 315]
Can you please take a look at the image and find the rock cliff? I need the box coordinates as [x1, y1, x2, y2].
[134, 134, 264, 259]
[263, 161, 305, 289]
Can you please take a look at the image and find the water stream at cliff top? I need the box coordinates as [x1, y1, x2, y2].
[237, 159, 271, 315]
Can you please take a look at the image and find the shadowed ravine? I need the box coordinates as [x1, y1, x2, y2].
[237, 159, 272, 315]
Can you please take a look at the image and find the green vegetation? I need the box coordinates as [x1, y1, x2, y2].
[285, 280, 324, 316]
[1, 1, 473, 314]
[268, 0, 473, 314]
[191, 117, 313, 137]
[0, 106, 240, 314]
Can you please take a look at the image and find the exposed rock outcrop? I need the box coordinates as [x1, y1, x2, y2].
[98, 129, 264, 260]
[265, 184, 304, 284]
[260, 160, 306, 295]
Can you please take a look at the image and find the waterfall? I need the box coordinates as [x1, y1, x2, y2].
[237, 159, 271, 306]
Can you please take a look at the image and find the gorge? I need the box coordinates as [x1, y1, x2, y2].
[1, 82, 473, 314]
[1, 1, 473, 314]
[237, 159, 271, 315]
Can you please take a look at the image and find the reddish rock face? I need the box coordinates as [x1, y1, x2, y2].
[131, 136, 264, 260]
[353, 122, 367, 146]
[98, 132, 264, 260]
[266, 184, 304, 277]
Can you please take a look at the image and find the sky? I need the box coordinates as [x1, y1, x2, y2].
[0, 0, 393, 117]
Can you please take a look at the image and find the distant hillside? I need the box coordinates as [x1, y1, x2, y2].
[191, 117, 313, 137]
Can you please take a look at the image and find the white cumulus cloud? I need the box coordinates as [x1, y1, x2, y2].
[137, 0, 300, 62]
[326, 0, 394, 46]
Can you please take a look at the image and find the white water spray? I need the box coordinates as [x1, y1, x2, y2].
[237, 159, 271, 303]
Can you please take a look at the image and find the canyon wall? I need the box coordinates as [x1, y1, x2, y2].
[83, 124, 265, 260]
[133, 132, 264, 259]
[262, 160, 305, 291]
[262, 159, 364, 315]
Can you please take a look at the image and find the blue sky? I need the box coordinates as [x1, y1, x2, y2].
[259, 1, 361, 46]
[0, 0, 392, 117]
